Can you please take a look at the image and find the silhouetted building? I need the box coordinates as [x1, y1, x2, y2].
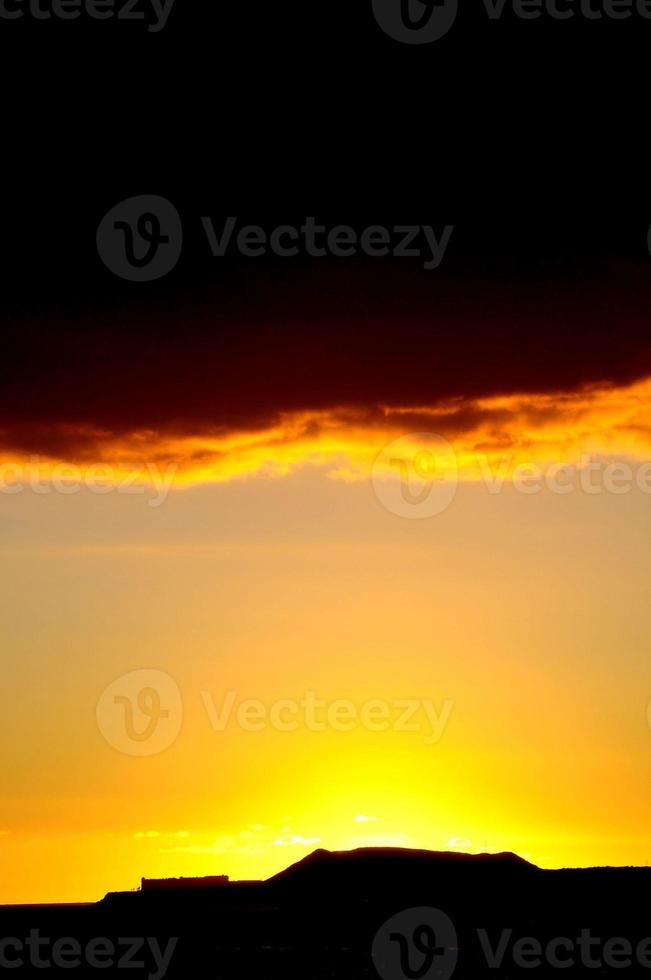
[141, 875, 229, 892]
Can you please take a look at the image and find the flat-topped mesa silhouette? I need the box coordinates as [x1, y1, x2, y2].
[106, 847, 533, 898]
[93, 846, 651, 910]
[269, 846, 536, 894]
[93, 846, 538, 909]
[273, 845, 535, 877]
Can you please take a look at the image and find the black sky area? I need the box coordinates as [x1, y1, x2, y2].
[0, 0, 648, 451]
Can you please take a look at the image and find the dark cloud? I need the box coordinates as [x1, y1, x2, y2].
[2, 257, 650, 459]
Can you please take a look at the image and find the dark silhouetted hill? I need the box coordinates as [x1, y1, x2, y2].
[3, 847, 651, 978]
[270, 845, 535, 892]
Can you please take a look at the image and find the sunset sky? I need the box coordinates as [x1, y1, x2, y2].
[2, 233, 651, 903]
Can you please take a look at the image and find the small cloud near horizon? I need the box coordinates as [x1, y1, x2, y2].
[160, 826, 319, 856]
[272, 834, 321, 848]
[135, 830, 190, 839]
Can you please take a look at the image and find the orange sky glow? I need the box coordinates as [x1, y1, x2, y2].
[1, 375, 651, 903]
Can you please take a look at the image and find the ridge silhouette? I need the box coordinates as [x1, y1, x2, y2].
[2, 847, 651, 978]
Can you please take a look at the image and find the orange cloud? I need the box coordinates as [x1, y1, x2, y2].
[2, 377, 651, 489]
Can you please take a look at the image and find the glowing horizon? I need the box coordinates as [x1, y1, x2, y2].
[2, 448, 651, 903]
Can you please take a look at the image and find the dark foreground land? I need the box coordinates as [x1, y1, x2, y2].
[2, 847, 651, 978]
